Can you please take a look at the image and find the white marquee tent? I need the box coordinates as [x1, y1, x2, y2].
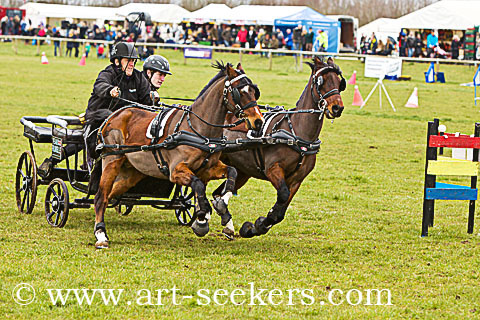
[225, 5, 309, 25]
[20, 3, 120, 27]
[358, 18, 400, 47]
[380, 0, 480, 32]
[184, 4, 232, 24]
[115, 3, 190, 24]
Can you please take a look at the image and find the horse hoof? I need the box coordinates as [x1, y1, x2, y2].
[239, 221, 257, 238]
[95, 241, 109, 249]
[211, 196, 227, 215]
[191, 220, 209, 237]
[255, 216, 270, 235]
[222, 227, 235, 240]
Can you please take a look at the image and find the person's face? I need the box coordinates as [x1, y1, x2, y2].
[148, 70, 167, 88]
[120, 58, 136, 76]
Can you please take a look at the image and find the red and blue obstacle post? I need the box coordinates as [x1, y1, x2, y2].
[422, 119, 480, 236]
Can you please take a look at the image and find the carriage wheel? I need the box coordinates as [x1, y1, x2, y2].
[115, 203, 134, 216]
[44, 178, 69, 228]
[15, 151, 38, 214]
[174, 185, 196, 226]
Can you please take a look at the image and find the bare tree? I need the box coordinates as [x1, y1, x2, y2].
[4, 0, 439, 26]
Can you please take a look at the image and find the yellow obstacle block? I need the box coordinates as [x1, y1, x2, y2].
[427, 160, 479, 176]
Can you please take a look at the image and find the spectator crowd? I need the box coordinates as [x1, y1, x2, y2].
[1, 16, 332, 59]
[359, 28, 480, 60]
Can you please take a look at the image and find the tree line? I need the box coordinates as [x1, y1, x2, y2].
[5, 0, 439, 26]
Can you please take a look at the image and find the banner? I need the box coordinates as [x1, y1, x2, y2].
[183, 47, 213, 60]
[364, 56, 402, 79]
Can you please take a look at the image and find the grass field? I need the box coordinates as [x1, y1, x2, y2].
[1, 42, 480, 319]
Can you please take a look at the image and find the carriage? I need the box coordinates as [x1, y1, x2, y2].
[15, 114, 197, 228]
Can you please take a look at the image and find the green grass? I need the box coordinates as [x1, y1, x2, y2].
[1, 42, 480, 319]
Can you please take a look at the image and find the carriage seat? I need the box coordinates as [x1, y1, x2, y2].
[23, 126, 52, 143]
[53, 128, 85, 144]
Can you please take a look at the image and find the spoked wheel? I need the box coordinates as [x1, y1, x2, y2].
[45, 178, 69, 228]
[15, 151, 38, 214]
[115, 203, 134, 216]
[174, 185, 196, 226]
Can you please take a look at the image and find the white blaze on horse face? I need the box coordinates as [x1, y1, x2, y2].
[241, 86, 249, 94]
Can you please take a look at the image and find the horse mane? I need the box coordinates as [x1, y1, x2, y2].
[305, 57, 342, 74]
[196, 61, 232, 99]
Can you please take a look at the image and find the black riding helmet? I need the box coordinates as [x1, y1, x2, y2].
[143, 55, 172, 75]
[110, 42, 139, 63]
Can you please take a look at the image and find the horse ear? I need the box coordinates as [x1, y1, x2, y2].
[226, 64, 237, 79]
[236, 63, 245, 72]
[327, 56, 335, 65]
[313, 56, 323, 65]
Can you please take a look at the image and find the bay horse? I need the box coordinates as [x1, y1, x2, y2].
[212, 56, 345, 238]
[91, 62, 264, 248]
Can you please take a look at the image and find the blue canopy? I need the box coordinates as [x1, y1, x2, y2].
[274, 8, 340, 53]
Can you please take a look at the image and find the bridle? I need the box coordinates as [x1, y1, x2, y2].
[311, 65, 346, 116]
[223, 73, 260, 121]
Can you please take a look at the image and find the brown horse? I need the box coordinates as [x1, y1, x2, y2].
[212, 56, 345, 238]
[91, 62, 264, 248]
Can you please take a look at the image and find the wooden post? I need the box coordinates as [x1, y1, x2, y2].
[239, 48, 242, 63]
[59, 40, 63, 57]
[422, 119, 439, 236]
[36, 37, 40, 55]
[269, 50, 273, 71]
[468, 122, 480, 233]
[13, 38, 18, 54]
[299, 52, 303, 72]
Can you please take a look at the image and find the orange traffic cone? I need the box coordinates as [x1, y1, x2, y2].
[352, 85, 364, 106]
[405, 87, 419, 108]
[78, 54, 86, 66]
[41, 52, 49, 64]
[348, 71, 357, 85]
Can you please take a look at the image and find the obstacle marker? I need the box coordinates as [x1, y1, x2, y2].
[41, 52, 49, 64]
[348, 71, 357, 85]
[78, 54, 86, 66]
[352, 85, 364, 106]
[474, 65, 480, 106]
[422, 119, 480, 236]
[405, 87, 419, 108]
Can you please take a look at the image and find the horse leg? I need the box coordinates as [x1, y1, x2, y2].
[171, 162, 210, 237]
[108, 164, 146, 200]
[211, 170, 250, 238]
[94, 156, 125, 249]
[240, 163, 297, 238]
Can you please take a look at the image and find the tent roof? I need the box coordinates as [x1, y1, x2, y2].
[275, 7, 337, 25]
[358, 18, 400, 47]
[20, 3, 120, 21]
[115, 3, 190, 24]
[185, 4, 232, 23]
[389, 0, 480, 31]
[225, 5, 309, 25]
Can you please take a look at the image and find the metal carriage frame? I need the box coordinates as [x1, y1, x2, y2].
[15, 115, 196, 228]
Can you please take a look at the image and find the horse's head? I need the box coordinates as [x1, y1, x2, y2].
[307, 56, 345, 119]
[223, 63, 264, 131]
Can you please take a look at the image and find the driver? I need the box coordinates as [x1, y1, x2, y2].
[142, 54, 172, 104]
[38, 42, 152, 178]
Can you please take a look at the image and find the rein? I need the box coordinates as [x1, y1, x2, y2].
[114, 96, 244, 129]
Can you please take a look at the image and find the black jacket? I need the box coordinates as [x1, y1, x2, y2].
[86, 64, 152, 113]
